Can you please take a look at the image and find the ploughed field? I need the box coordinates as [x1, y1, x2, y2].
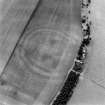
[0, 0, 82, 105]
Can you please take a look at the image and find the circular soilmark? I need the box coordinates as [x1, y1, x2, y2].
[17, 29, 70, 76]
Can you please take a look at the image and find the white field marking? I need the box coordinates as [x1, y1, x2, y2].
[17, 28, 81, 77]
[22, 28, 70, 52]
[16, 46, 51, 76]
[56, 30, 81, 74]
[16, 46, 53, 77]
[35, 68, 64, 104]
[66, 31, 82, 45]
[55, 39, 72, 73]
[24, 28, 80, 59]
[23, 29, 69, 45]
[23, 28, 81, 47]
[31, 29, 82, 104]
[20, 29, 69, 76]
